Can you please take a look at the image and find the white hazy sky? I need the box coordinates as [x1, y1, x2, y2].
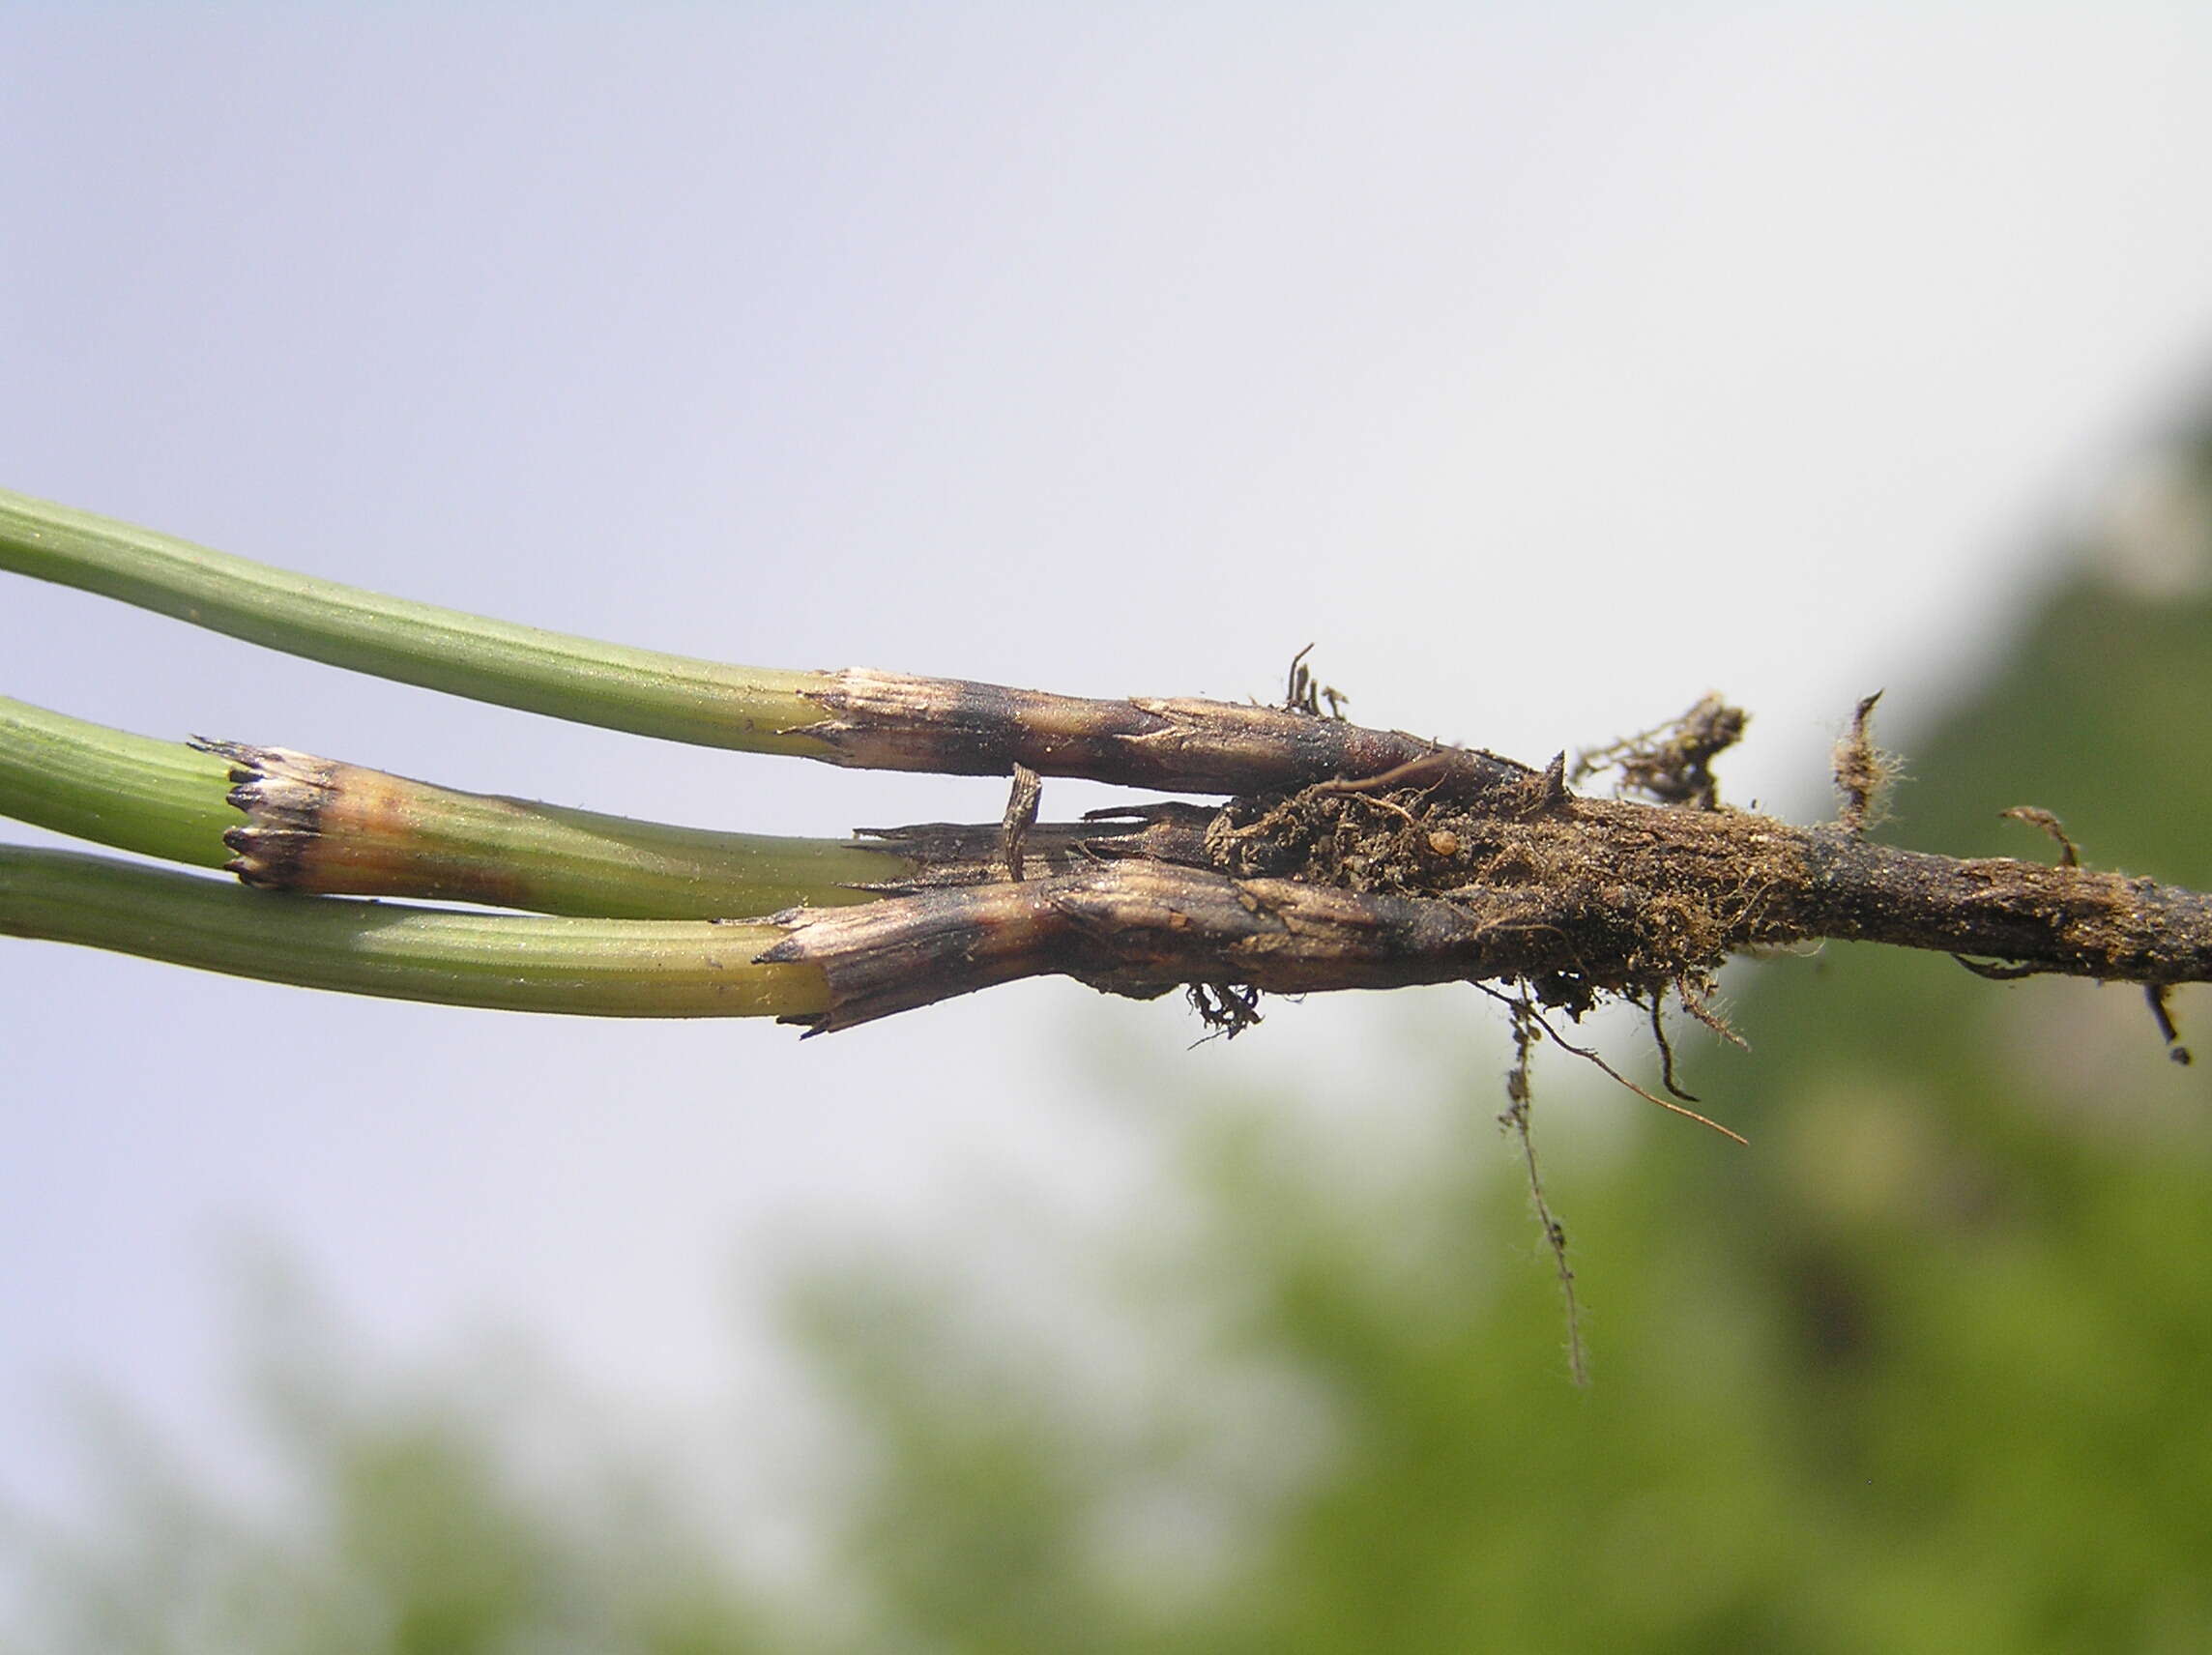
[6, 5, 2212, 1523]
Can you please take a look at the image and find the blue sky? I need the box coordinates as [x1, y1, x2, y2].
[6, 5, 2212, 1524]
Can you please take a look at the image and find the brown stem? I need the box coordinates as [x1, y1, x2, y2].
[760, 860, 1564, 1032]
[766, 792, 2212, 1031]
[851, 803, 1218, 891]
[794, 668, 1536, 801]
[1790, 830, 2212, 979]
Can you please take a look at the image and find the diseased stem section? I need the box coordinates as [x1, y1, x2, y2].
[0, 698, 905, 916]
[761, 859, 1558, 1031]
[1793, 832, 2212, 981]
[197, 741, 904, 917]
[796, 668, 1538, 800]
[766, 791, 2212, 1031]
[22, 772, 2209, 1031]
[852, 803, 1219, 890]
[0, 847, 825, 1018]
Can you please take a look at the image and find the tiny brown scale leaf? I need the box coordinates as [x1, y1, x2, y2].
[1832, 691, 1898, 835]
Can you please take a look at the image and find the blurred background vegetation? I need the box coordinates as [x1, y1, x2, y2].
[7, 423, 2212, 1654]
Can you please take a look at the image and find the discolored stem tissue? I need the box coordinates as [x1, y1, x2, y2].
[765, 780, 2212, 1032]
[794, 667, 1537, 801]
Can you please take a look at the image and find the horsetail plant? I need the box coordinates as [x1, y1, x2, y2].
[5, 483, 2211, 1056]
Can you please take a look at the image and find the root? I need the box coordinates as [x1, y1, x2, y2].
[1646, 993, 1698, 1103]
[1187, 981, 1264, 1041]
[1495, 987, 1588, 1387]
[1675, 972, 1750, 1051]
[1482, 985, 1749, 1146]
[2146, 983, 2193, 1066]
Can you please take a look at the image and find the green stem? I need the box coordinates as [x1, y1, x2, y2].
[0, 846, 826, 1018]
[1, 697, 907, 917]
[0, 487, 831, 753]
[0, 696, 240, 869]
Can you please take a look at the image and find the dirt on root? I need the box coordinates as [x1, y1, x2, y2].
[1205, 780, 1788, 1021]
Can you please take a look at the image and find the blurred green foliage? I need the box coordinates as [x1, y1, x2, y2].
[9, 436, 2212, 1653]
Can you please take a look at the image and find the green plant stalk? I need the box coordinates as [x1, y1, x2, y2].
[0, 487, 831, 753]
[0, 696, 241, 869]
[0, 697, 906, 917]
[0, 846, 827, 1018]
